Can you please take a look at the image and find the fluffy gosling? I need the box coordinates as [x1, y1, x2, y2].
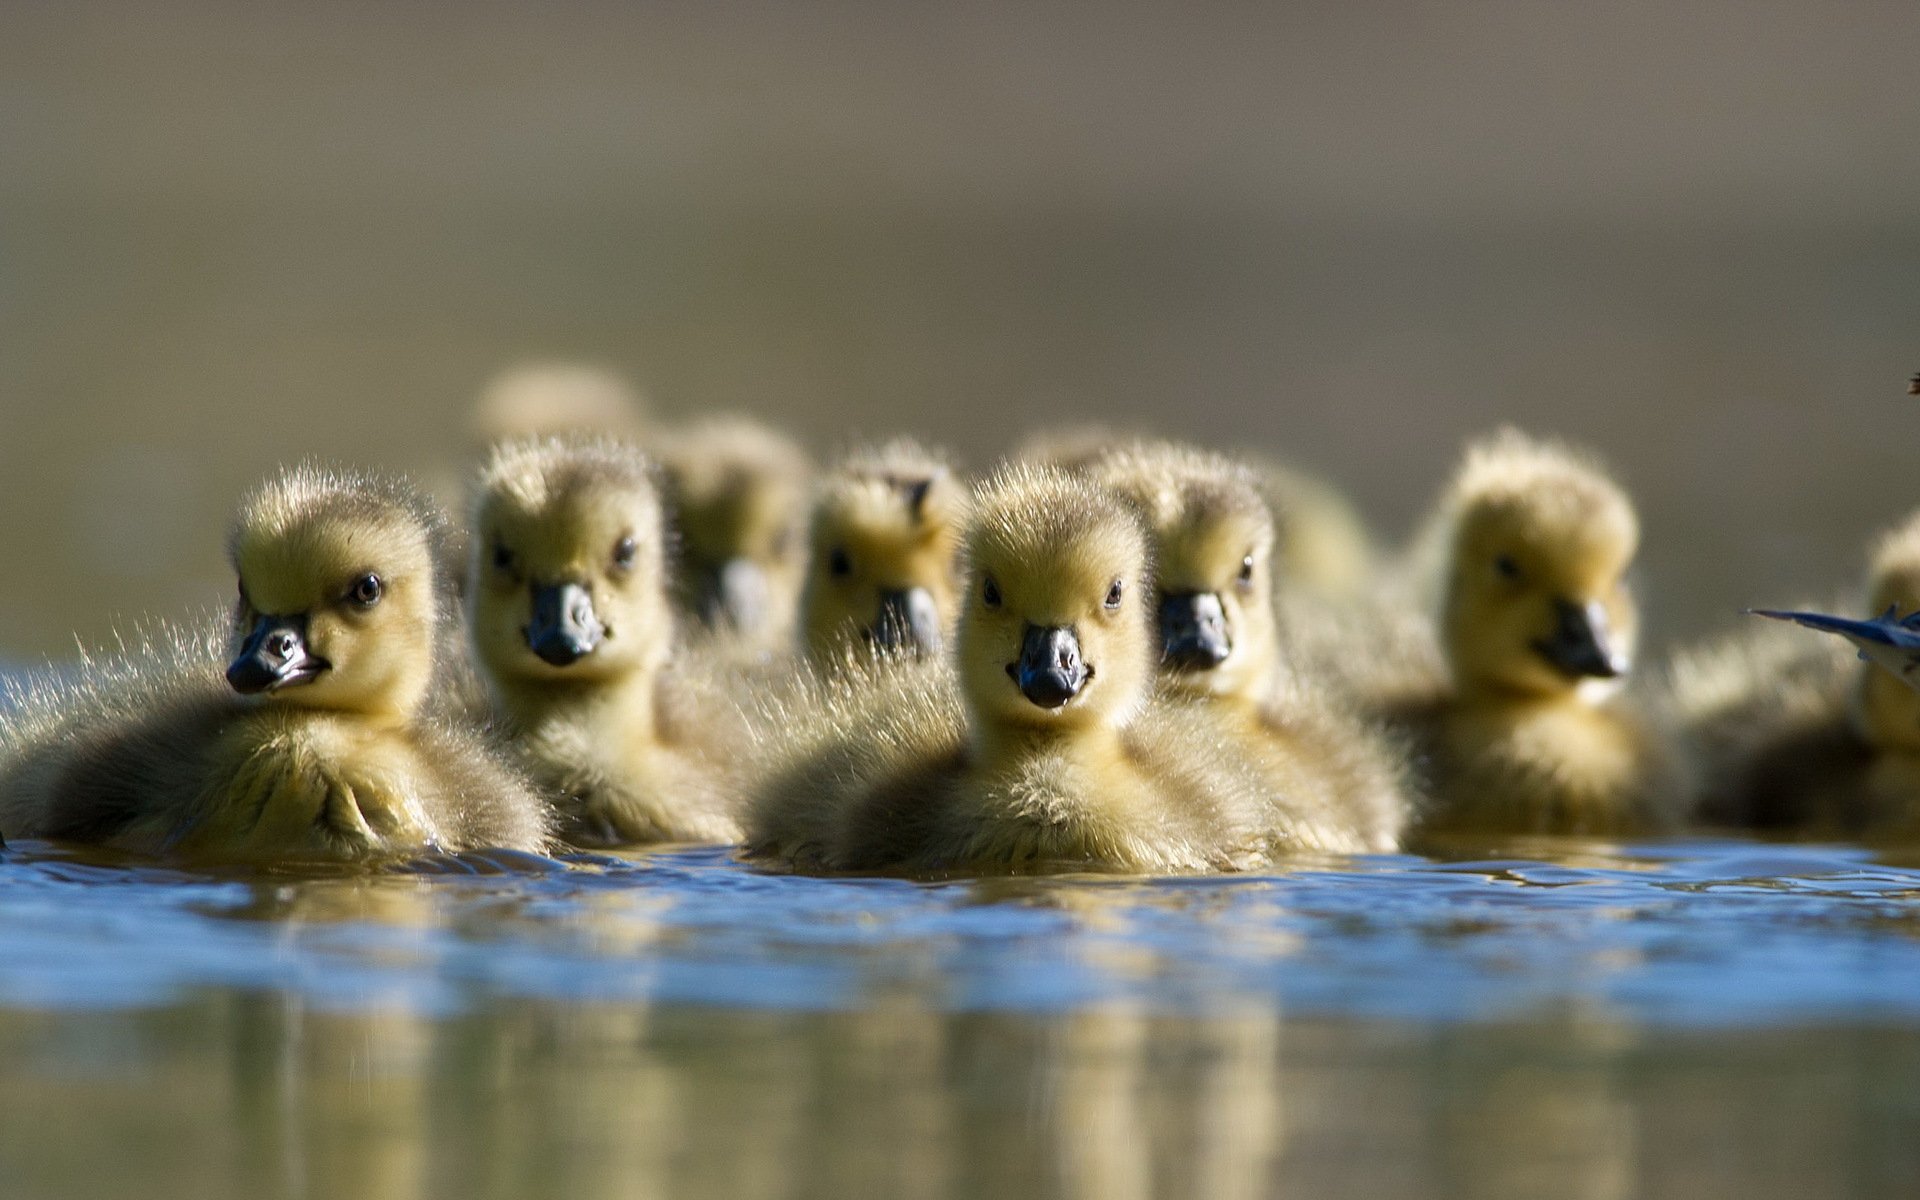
[799, 440, 968, 662]
[653, 415, 812, 649]
[468, 437, 743, 845]
[1401, 428, 1682, 836]
[1088, 440, 1411, 849]
[1669, 510, 1920, 835]
[748, 463, 1333, 874]
[0, 466, 550, 863]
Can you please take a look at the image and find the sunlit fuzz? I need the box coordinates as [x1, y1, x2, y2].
[0, 464, 550, 863]
[654, 415, 813, 645]
[800, 440, 968, 661]
[1409, 429, 1679, 835]
[467, 437, 743, 845]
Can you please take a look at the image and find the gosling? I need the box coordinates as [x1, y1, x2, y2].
[468, 437, 743, 846]
[653, 415, 812, 649]
[0, 466, 550, 863]
[1088, 440, 1411, 850]
[1668, 510, 1920, 835]
[747, 463, 1344, 874]
[1397, 428, 1682, 836]
[799, 439, 968, 662]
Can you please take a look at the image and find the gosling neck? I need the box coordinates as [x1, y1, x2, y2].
[492, 658, 659, 737]
[971, 708, 1127, 771]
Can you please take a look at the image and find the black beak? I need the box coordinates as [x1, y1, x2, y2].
[226, 614, 328, 695]
[1159, 591, 1232, 670]
[1533, 598, 1626, 680]
[700, 557, 768, 633]
[871, 587, 943, 655]
[526, 581, 604, 666]
[1006, 624, 1091, 709]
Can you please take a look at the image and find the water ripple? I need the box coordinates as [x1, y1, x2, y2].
[0, 838, 1916, 1026]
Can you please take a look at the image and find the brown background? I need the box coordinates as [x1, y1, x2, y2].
[3, 0, 1916, 657]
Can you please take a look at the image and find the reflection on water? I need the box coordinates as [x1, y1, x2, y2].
[0, 841, 1918, 1197]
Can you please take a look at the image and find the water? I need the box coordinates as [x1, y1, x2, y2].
[1, 836, 1916, 1197]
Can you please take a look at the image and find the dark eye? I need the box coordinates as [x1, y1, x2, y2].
[1494, 554, 1522, 581]
[828, 547, 852, 578]
[981, 575, 1002, 609]
[1104, 578, 1125, 610]
[348, 573, 384, 609]
[1238, 554, 1256, 585]
[613, 535, 638, 570]
[492, 540, 515, 572]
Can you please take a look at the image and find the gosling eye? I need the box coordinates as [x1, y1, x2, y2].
[1104, 578, 1125, 611]
[981, 574, 1002, 610]
[492, 540, 515, 573]
[828, 546, 853, 578]
[1237, 554, 1256, 585]
[612, 535, 638, 571]
[1494, 554, 1522, 582]
[347, 573, 384, 609]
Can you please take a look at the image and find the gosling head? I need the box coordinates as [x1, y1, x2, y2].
[1090, 441, 1277, 703]
[1437, 429, 1639, 700]
[655, 416, 812, 638]
[958, 464, 1153, 739]
[468, 438, 672, 692]
[800, 440, 968, 660]
[225, 465, 449, 725]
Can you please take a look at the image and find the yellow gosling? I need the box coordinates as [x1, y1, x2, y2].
[748, 463, 1337, 875]
[1402, 428, 1682, 836]
[1089, 440, 1411, 849]
[468, 437, 742, 845]
[0, 466, 550, 863]
[1668, 511, 1920, 836]
[654, 415, 812, 648]
[799, 439, 968, 662]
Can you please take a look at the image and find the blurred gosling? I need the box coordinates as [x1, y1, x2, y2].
[0, 466, 550, 863]
[468, 437, 745, 845]
[747, 463, 1331, 874]
[1398, 428, 1682, 836]
[470, 361, 648, 448]
[654, 415, 813, 649]
[799, 439, 968, 662]
[1088, 440, 1411, 850]
[1667, 510, 1920, 836]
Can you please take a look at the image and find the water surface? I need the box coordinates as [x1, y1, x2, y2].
[1, 838, 1916, 1198]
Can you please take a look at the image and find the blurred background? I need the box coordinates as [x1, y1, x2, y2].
[2, 0, 1917, 657]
